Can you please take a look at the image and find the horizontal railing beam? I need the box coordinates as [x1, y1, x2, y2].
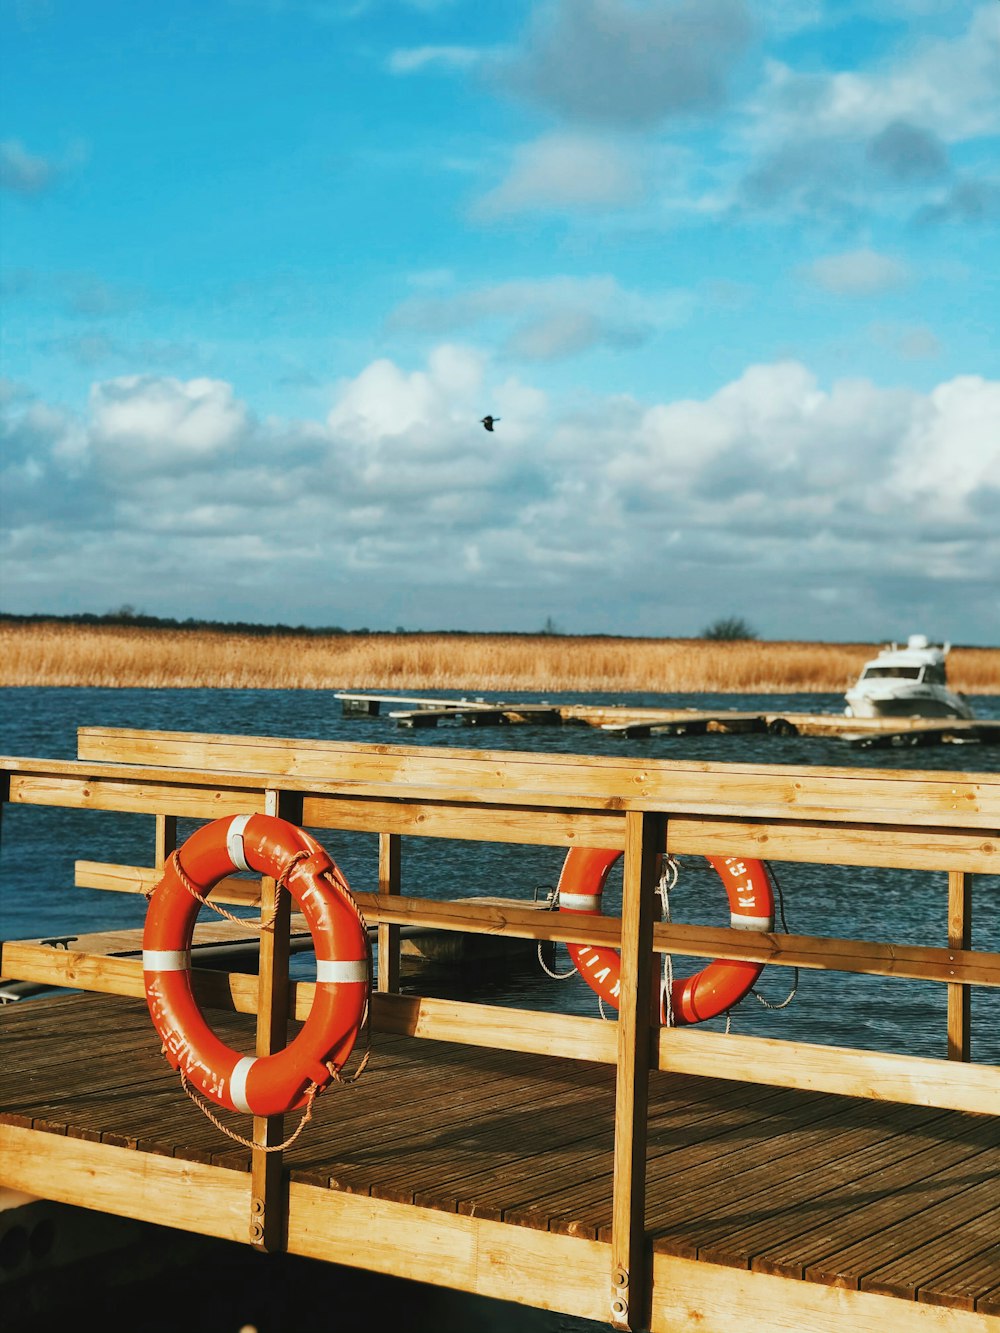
[5, 764, 997, 873]
[655, 1026, 1000, 1116]
[4, 941, 997, 1115]
[10, 743, 1000, 829]
[67, 863, 1000, 988]
[299, 794, 626, 847]
[665, 815, 997, 873]
[7, 771, 265, 819]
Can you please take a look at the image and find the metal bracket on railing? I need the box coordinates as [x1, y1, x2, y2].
[248, 1194, 266, 1245]
[611, 1265, 630, 1326]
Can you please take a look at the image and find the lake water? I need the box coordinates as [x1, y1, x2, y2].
[2, 686, 998, 1331]
[2, 685, 998, 1064]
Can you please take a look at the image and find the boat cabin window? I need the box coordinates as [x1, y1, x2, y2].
[862, 666, 922, 680]
[923, 665, 946, 684]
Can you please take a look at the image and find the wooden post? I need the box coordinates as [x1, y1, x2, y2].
[609, 810, 663, 1331]
[377, 832, 402, 994]
[249, 788, 301, 1251]
[947, 870, 972, 1062]
[154, 814, 177, 868]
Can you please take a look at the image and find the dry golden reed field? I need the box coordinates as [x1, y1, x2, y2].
[2, 622, 999, 695]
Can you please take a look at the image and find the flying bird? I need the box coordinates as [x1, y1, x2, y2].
[480, 415, 500, 432]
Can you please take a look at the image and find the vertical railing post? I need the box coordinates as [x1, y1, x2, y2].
[154, 813, 177, 869]
[377, 832, 402, 993]
[610, 809, 663, 1331]
[249, 787, 301, 1251]
[947, 870, 972, 1062]
[0, 773, 9, 845]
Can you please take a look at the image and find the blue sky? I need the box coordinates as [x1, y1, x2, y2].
[2, 1, 998, 643]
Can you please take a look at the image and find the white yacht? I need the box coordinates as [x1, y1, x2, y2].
[844, 634, 974, 720]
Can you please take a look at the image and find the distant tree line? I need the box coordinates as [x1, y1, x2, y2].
[0, 610, 576, 637]
[1, 610, 762, 641]
[0, 609, 356, 637]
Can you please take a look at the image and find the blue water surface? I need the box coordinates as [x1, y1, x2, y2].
[1, 686, 998, 1064]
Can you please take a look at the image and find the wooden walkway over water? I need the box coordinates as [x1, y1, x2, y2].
[335, 690, 1000, 748]
[2, 727, 999, 1330]
[5, 991, 1000, 1320]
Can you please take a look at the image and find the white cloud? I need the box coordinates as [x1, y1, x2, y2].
[621, 361, 828, 488]
[387, 45, 480, 74]
[888, 375, 1000, 512]
[504, 310, 604, 362]
[804, 248, 910, 296]
[326, 344, 486, 445]
[498, 0, 756, 127]
[387, 273, 686, 361]
[0, 137, 88, 195]
[917, 175, 1000, 225]
[737, 6, 1000, 220]
[870, 322, 942, 361]
[90, 376, 250, 475]
[472, 133, 645, 218]
[0, 140, 56, 194]
[750, 7, 1000, 147]
[2, 357, 997, 639]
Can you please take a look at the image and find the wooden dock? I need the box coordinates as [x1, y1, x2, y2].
[2, 726, 999, 1330]
[334, 691, 1000, 748]
[4, 992, 999, 1320]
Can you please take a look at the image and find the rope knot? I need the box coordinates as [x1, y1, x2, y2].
[164, 847, 279, 931]
[179, 1068, 320, 1150]
[276, 848, 314, 891]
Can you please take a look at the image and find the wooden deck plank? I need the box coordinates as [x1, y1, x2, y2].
[301, 1061, 606, 1200]
[574, 1092, 903, 1241]
[710, 1124, 1000, 1282]
[352, 1078, 614, 1208]
[506, 1085, 831, 1238]
[970, 1269, 1000, 1311]
[446, 1077, 790, 1223]
[860, 1205, 1000, 1305]
[804, 1159, 1000, 1291]
[352, 1061, 618, 1210]
[4, 1014, 409, 1169]
[917, 1244, 1000, 1312]
[2, 990, 998, 1319]
[492, 1080, 780, 1224]
[648, 1103, 989, 1264]
[141, 1029, 477, 1167]
[2, 1023, 261, 1162]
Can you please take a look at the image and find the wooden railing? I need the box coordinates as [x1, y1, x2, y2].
[1, 726, 998, 1330]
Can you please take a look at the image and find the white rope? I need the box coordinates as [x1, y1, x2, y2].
[537, 945, 578, 980]
[657, 855, 679, 1028]
[573, 855, 797, 1033]
[750, 861, 799, 1010]
[592, 854, 680, 1024]
[536, 885, 578, 979]
[720, 862, 798, 1031]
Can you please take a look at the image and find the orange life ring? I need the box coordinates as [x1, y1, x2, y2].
[557, 848, 773, 1024]
[143, 813, 370, 1116]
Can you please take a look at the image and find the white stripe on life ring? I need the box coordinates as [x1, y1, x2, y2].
[227, 813, 254, 871]
[229, 1056, 257, 1114]
[316, 959, 368, 984]
[559, 892, 601, 911]
[730, 914, 773, 932]
[142, 949, 190, 971]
